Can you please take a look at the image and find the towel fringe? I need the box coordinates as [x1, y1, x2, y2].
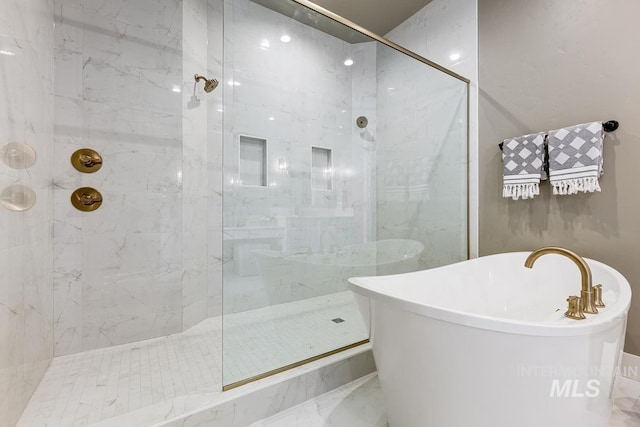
[551, 176, 601, 195]
[503, 182, 540, 200]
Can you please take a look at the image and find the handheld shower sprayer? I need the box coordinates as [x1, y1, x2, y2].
[194, 74, 219, 93]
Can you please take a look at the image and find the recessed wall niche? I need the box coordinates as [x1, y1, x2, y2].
[311, 146, 332, 190]
[239, 135, 267, 186]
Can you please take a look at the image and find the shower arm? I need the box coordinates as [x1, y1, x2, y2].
[194, 74, 219, 93]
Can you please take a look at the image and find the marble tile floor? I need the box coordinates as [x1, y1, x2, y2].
[223, 291, 367, 385]
[251, 374, 640, 427]
[17, 292, 366, 427]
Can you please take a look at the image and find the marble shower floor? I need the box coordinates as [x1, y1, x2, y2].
[17, 292, 365, 427]
[251, 373, 640, 427]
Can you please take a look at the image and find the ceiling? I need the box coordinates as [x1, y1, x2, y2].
[310, 0, 433, 35]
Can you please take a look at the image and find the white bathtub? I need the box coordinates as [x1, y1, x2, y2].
[348, 252, 631, 427]
[253, 239, 424, 305]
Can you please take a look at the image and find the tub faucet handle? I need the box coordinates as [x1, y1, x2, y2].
[565, 296, 586, 320]
[593, 284, 606, 308]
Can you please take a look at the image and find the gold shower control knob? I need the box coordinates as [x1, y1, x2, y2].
[71, 187, 103, 211]
[71, 148, 103, 173]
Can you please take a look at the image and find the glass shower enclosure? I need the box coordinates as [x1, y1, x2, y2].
[222, 0, 469, 387]
[0, 0, 468, 424]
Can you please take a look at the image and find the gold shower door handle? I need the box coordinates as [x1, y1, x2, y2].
[71, 187, 103, 211]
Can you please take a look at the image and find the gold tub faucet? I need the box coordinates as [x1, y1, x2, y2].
[524, 247, 604, 320]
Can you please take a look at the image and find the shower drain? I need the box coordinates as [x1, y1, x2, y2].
[331, 318, 345, 323]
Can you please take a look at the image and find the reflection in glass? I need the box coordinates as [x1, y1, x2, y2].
[0, 142, 37, 169]
[0, 184, 36, 211]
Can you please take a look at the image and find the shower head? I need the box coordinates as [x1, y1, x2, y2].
[194, 74, 219, 93]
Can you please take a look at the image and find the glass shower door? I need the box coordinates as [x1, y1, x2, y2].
[222, 0, 468, 388]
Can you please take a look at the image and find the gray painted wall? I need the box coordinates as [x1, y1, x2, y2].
[479, 0, 640, 354]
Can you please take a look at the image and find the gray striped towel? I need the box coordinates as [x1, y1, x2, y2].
[547, 122, 604, 195]
[502, 132, 546, 200]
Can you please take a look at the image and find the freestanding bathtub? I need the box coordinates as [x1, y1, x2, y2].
[348, 252, 631, 427]
[253, 239, 424, 305]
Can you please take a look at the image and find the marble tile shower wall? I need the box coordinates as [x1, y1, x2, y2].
[52, 0, 194, 354]
[348, 42, 377, 248]
[0, 1, 55, 426]
[206, 0, 224, 319]
[182, 0, 210, 330]
[223, 1, 376, 308]
[376, 44, 468, 269]
[181, 0, 223, 328]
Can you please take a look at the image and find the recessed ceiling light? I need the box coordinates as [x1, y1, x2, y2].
[280, 35, 291, 43]
[343, 58, 354, 66]
[449, 51, 461, 61]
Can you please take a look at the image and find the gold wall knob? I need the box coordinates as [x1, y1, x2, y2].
[71, 148, 103, 173]
[71, 187, 103, 211]
[565, 295, 586, 320]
